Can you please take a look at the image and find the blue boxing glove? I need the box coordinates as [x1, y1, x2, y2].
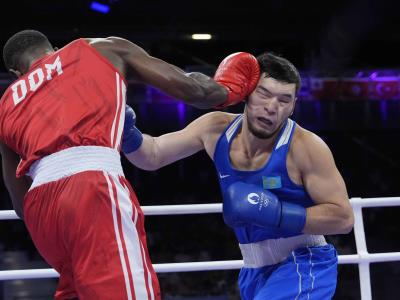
[122, 105, 143, 154]
[223, 182, 306, 234]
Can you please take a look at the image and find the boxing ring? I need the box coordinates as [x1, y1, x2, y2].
[1, 197, 400, 300]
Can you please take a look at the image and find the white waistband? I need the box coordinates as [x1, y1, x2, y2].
[239, 234, 327, 268]
[29, 146, 124, 190]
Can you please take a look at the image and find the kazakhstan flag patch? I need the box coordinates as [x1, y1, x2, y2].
[262, 176, 282, 189]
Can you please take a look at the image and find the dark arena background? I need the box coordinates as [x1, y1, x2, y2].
[1, 0, 400, 299]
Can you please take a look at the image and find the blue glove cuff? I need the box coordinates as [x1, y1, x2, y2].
[122, 126, 143, 153]
[279, 201, 306, 233]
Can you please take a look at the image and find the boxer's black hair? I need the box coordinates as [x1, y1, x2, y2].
[3, 30, 52, 71]
[257, 52, 301, 94]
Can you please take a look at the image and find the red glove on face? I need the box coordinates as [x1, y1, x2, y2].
[214, 52, 260, 108]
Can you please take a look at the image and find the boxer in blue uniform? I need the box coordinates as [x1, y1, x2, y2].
[122, 52, 354, 299]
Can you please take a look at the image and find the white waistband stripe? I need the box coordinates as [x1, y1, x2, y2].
[239, 234, 326, 268]
[29, 146, 123, 189]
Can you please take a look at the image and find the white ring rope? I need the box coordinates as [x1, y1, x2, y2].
[2, 252, 400, 280]
[1, 197, 400, 220]
[1, 197, 400, 300]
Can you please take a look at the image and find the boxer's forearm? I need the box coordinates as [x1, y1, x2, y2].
[126, 129, 203, 171]
[185, 72, 228, 108]
[125, 135, 160, 171]
[303, 203, 354, 235]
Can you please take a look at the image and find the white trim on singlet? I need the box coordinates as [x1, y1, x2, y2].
[225, 115, 243, 142]
[114, 80, 126, 150]
[275, 119, 295, 150]
[111, 73, 122, 148]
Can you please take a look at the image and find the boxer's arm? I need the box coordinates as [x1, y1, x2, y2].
[297, 131, 354, 235]
[125, 112, 224, 170]
[126, 131, 202, 171]
[0, 143, 31, 219]
[88, 37, 227, 109]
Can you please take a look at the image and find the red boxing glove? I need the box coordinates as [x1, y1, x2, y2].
[214, 52, 260, 108]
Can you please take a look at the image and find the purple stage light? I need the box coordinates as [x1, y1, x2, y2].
[177, 102, 186, 124]
[90, 2, 110, 14]
[379, 100, 388, 121]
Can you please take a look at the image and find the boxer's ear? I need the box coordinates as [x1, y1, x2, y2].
[9, 69, 22, 78]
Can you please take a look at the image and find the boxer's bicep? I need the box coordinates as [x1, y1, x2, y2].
[302, 136, 348, 208]
[297, 133, 354, 234]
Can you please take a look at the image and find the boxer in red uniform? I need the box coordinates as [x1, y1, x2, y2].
[0, 30, 260, 299]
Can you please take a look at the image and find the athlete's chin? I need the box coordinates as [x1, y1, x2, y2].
[248, 120, 278, 139]
[250, 127, 275, 139]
